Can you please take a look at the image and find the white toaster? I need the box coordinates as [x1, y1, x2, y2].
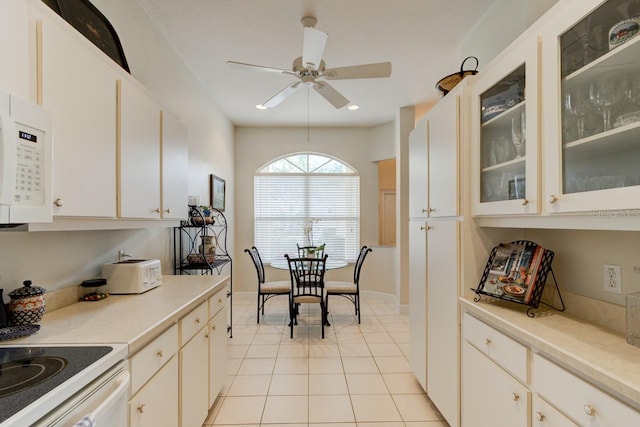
[102, 259, 162, 294]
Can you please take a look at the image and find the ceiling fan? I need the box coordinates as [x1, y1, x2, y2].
[226, 16, 392, 109]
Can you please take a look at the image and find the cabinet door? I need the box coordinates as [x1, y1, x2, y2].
[209, 307, 228, 407]
[462, 342, 529, 427]
[428, 93, 460, 218]
[471, 35, 540, 216]
[38, 7, 119, 217]
[161, 110, 188, 220]
[542, 0, 640, 213]
[130, 356, 179, 427]
[0, 0, 30, 98]
[409, 117, 428, 219]
[180, 327, 209, 427]
[118, 78, 161, 219]
[408, 219, 427, 390]
[426, 219, 459, 426]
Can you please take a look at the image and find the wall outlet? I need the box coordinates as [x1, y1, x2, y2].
[603, 264, 622, 294]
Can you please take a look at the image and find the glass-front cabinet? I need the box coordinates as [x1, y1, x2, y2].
[471, 35, 540, 215]
[543, 0, 640, 213]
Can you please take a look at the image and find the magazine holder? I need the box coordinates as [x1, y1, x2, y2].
[473, 240, 565, 317]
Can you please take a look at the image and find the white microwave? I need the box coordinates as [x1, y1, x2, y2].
[0, 90, 53, 225]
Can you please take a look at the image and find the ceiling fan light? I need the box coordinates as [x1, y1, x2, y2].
[348, 104, 360, 111]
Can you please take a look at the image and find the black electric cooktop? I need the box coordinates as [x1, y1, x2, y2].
[0, 346, 113, 423]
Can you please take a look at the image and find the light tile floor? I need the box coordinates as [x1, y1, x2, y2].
[203, 292, 449, 427]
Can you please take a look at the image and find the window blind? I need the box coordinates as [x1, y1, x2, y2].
[255, 174, 360, 263]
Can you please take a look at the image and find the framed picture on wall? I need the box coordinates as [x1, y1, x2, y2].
[210, 174, 226, 212]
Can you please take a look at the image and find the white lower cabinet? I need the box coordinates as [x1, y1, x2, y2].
[180, 326, 209, 427]
[533, 353, 640, 427]
[129, 356, 179, 427]
[209, 294, 228, 407]
[462, 340, 529, 427]
[462, 312, 640, 427]
[408, 220, 427, 390]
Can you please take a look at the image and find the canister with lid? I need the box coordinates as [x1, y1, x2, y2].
[8, 280, 46, 325]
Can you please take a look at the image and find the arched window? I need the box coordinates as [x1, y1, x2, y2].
[254, 152, 360, 262]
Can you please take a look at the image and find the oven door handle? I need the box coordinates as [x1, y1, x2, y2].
[87, 370, 130, 420]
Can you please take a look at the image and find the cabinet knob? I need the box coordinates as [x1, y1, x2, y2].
[512, 393, 520, 401]
[419, 226, 426, 231]
[218, 298, 223, 304]
[583, 404, 596, 416]
[212, 324, 216, 331]
[164, 208, 171, 214]
[156, 349, 163, 358]
[154, 208, 161, 213]
[205, 333, 209, 339]
[421, 208, 428, 213]
[548, 195, 558, 204]
[195, 317, 200, 324]
[521, 198, 529, 206]
[428, 207, 435, 213]
[485, 338, 492, 345]
[53, 198, 64, 207]
[535, 411, 545, 421]
[137, 403, 146, 413]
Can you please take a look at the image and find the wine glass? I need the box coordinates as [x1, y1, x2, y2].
[589, 76, 618, 132]
[564, 85, 590, 140]
[512, 110, 526, 157]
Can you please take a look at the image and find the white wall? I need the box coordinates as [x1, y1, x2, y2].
[234, 126, 394, 295]
[0, 0, 233, 294]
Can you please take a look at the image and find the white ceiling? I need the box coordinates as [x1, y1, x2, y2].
[135, 0, 496, 127]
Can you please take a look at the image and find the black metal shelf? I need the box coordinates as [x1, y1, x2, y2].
[173, 206, 233, 337]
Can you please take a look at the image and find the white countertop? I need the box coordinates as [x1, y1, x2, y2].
[1, 275, 229, 355]
[461, 295, 640, 410]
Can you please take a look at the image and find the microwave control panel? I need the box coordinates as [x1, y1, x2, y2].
[14, 123, 45, 206]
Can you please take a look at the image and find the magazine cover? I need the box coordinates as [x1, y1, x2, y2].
[480, 242, 540, 300]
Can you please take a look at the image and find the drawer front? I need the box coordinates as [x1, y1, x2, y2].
[533, 395, 578, 427]
[180, 301, 208, 345]
[129, 356, 178, 427]
[463, 312, 528, 383]
[130, 323, 178, 394]
[533, 353, 640, 426]
[208, 288, 226, 320]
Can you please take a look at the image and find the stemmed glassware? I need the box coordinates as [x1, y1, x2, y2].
[511, 109, 526, 157]
[589, 75, 618, 132]
[564, 85, 590, 140]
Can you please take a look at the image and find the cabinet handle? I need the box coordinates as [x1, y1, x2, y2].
[195, 317, 200, 324]
[164, 208, 171, 214]
[428, 207, 435, 213]
[584, 404, 596, 416]
[212, 324, 216, 331]
[512, 393, 520, 401]
[548, 195, 558, 204]
[421, 208, 428, 213]
[137, 403, 146, 413]
[535, 411, 545, 421]
[205, 333, 209, 339]
[156, 349, 163, 358]
[419, 226, 426, 231]
[218, 298, 223, 304]
[154, 208, 161, 213]
[485, 338, 492, 345]
[53, 198, 64, 207]
[521, 198, 529, 206]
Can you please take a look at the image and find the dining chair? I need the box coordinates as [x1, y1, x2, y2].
[325, 246, 372, 324]
[244, 246, 291, 323]
[285, 254, 328, 338]
[296, 243, 325, 258]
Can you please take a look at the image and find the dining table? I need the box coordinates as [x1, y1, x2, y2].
[269, 258, 349, 270]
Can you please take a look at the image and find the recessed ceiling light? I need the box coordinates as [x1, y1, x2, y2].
[347, 104, 360, 110]
[256, 104, 267, 110]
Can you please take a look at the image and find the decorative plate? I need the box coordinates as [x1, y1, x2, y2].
[0, 324, 40, 341]
[503, 285, 525, 296]
[609, 16, 640, 50]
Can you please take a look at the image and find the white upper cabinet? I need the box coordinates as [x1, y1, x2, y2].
[118, 78, 161, 219]
[0, 0, 30, 98]
[409, 116, 428, 219]
[160, 110, 188, 220]
[542, 0, 640, 214]
[471, 35, 540, 216]
[36, 5, 119, 218]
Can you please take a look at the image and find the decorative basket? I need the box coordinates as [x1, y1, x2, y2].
[436, 56, 479, 96]
[187, 254, 216, 264]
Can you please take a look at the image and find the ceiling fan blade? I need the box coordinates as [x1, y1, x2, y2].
[226, 60, 297, 77]
[323, 62, 392, 80]
[313, 81, 349, 109]
[302, 27, 328, 71]
[262, 81, 302, 108]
